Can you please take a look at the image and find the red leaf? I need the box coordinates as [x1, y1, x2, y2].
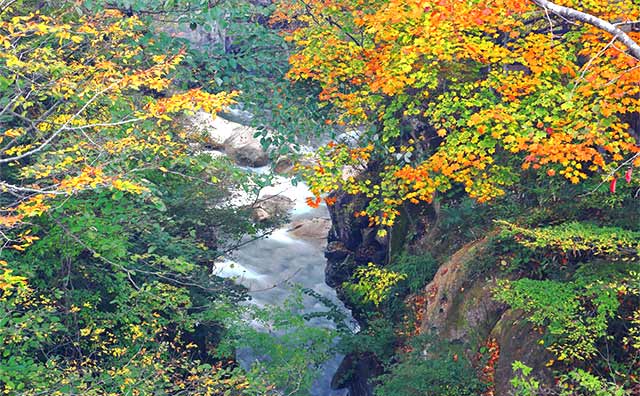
[625, 167, 632, 184]
[305, 196, 321, 208]
[610, 177, 617, 193]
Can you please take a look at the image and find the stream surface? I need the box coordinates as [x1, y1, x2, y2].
[214, 174, 353, 396]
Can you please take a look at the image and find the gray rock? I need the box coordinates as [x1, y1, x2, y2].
[252, 195, 294, 222]
[287, 217, 332, 243]
[223, 128, 269, 167]
[274, 156, 295, 175]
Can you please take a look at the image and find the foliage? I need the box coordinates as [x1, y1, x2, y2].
[509, 361, 542, 396]
[277, 0, 640, 235]
[498, 220, 640, 258]
[95, 0, 334, 153]
[212, 292, 338, 396]
[0, 153, 279, 394]
[493, 263, 633, 361]
[0, 1, 333, 395]
[374, 334, 486, 396]
[338, 316, 398, 361]
[388, 252, 438, 294]
[558, 369, 628, 396]
[0, 1, 235, 248]
[510, 362, 629, 396]
[343, 262, 406, 307]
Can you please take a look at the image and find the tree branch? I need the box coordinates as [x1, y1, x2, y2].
[532, 0, 640, 60]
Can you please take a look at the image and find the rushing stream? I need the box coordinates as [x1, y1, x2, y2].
[214, 173, 354, 396]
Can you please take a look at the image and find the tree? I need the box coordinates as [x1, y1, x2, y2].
[0, 1, 236, 249]
[277, 0, 640, 233]
[0, 2, 276, 394]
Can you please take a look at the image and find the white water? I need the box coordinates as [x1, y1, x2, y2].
[213, 173, 353, 396]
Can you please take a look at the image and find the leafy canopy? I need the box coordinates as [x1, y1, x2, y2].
[278, 0, 640, 233]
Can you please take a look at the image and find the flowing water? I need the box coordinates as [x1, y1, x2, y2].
[214, 173, 353, 396]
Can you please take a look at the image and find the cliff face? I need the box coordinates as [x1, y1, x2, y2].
[417, 238, 554, 395]
[324, 191, 553, 396]
[324, 192, 388, 321]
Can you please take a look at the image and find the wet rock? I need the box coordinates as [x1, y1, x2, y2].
[287, 217, 332, 243]
[354, 243, 385, 265]
[325, 255, 355, 289]
[331, 353, 382, 396]
[327, 193, 368, 250]
[224, 130, 269, 168]
[252, 195, 294, 222]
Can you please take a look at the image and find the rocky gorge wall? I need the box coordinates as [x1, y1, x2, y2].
[323, 191, 555, 396]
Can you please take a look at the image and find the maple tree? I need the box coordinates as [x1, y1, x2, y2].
[278, 0, 640, 234]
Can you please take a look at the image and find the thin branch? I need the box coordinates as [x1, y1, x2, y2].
[532, 0, 640, 60]
[0, 84, 114, 164]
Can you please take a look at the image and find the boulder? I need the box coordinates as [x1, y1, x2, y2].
[188, 112, 269, 167]
[274, 156, 295, 175]
[252, 195, 294, 222]
[416, 238, 554, 395]
[419, 238, 506, 342]
[491, 310, 555, 395]
[287, 217, 332, 243]
[188, 111, 236, 150]
[331, 353, 382, 396]
[224, 130, 269, 167]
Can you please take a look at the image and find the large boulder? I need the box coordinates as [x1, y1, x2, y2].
[287, 217, 332, 244]
[491, 310, 554, 395]
[188, 111, 235, 150]
[419, 238, 506, 341]
[417, 238, 555, 395]
[188, 112, 269, 167]
[223, 130, 269, 167]
[252, 195, 294, 223]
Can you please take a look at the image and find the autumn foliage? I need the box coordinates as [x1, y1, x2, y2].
[280, 0, 640, 230]
[0, 7, 236, 248]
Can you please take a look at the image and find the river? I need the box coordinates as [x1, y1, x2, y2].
[213, 172, 353, 396]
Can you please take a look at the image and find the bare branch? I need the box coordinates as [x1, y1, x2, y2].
[532, 0, 640, 60]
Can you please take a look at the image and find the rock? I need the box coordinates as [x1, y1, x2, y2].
[491, 310, 555, 395]
[274, 156, 294, 175]
[325, 255, 356, 289]
[188, 111, 236, 149]
[414, 238, 555, 395]
[251, 207, 271, 222]
[220, 107, 254, 125]
[154, 21, 225, 51]
[187, 112, 269, 167]
[325, 241, 351, 261]
[327, 193, 368, 250]
[331, 353, 382, 396]
[419, 238, 503, 340]
[252, 195, 294, 222]
[224, 130, 269, 167]
[287, 217, 332, 243]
